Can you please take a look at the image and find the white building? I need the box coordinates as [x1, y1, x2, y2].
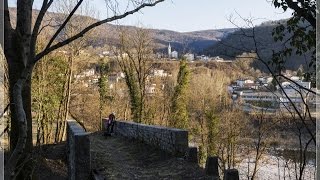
[102, 51, 110, 55]
[171, 51, 178, 59]
[75, 68, 96, 79]
[244, 79, 254, 84]
[278, 81, 311, 92]
[258, 76, 273, 84]
[146, 84, 157, 94]
[290, 76, 300, 81]
[91, 78, 99, 84]
[236, 79, 245, 87]
[118, 72, 125, 78]
[196, 55, 209, 61]
[83, 68, 95, 77]
[151, 69, 168, 77]
[240, 91, 279, 102]
[277, 80, 312, 113]
[236, 79, 254, 87]
[213, 56, 223, 60]
[109, 73, 124, 83]
[183, 53, 194, 61]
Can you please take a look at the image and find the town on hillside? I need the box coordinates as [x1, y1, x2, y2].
[228, 75, 317, 115]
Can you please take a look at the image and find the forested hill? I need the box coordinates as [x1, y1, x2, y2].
[9, 8, 311, 71]
[149, 28, 236, 53]
[8, 8, 235, 54]
[204, 20, 313, 71]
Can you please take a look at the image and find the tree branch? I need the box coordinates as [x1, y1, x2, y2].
[31, 0, 54, 55]
[0, 103, 10, 118]
[43, 0, 84, 52]
[285, 0, 316, 28]
[3, 0, 12, 30]
[0, 125, 9, 138]
[3, 0, 13, 60]
[276, 74, 318, 95]
[35, 0, 165, 63]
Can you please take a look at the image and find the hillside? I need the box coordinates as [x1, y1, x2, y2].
[8, 8, 311, 72]
[204, 20, 313, 71]
[8, 8, 235, 54]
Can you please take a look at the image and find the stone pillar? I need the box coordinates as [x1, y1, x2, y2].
[174, 130, 188, 157]
[187, 147, 198, 163]
[205, 156, 219, 177]
[74, 133, 91, 180]
[67, 120, 91, 180]
[223, 169, 239, 180]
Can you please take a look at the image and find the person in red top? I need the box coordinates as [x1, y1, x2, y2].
[105, 112, 115, 136]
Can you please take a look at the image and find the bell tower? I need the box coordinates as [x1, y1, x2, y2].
[168, 43, 172, 58]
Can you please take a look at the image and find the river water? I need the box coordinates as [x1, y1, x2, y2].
[236, 149, 316, 179]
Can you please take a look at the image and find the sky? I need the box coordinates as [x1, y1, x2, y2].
[8, 0, 293, 32]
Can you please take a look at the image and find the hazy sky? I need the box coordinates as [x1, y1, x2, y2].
[9, 0, 293, 32]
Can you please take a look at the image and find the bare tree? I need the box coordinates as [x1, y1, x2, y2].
[53, 0, 98, 142]
[114, 27, 155, 123]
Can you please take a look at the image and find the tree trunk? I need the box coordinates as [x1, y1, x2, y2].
[4, 1, 34, 177]
[8, 59, 33, 154]
[7, 61, 34, 178]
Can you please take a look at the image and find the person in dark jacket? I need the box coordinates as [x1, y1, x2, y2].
[105, 112, 115, 136]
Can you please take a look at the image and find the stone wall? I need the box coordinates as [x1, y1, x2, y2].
[114, 121, 188, 156]
[67, 120, 91, 180]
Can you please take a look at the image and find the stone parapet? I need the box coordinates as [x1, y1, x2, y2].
[114, 121, 188, 156]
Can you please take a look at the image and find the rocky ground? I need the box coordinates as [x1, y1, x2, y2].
[90, 131, 208, 179]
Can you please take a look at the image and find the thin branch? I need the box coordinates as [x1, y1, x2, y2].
[3, 0, 13, 58]
[43, 0, 84, 51]
[31, 0, 54, 54]
[276, 74, 317, 95]
[3, 0, 12, 31]
[37, 18, 54, 35]
[0, 125, 9, 138]
[35, 0, 165, 63]
[0, 103, 10, 118]
[251, 25, 316, 144]
[229, 13, 315, 144]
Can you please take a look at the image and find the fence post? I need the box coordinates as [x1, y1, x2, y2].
[205, 156, 219, 178]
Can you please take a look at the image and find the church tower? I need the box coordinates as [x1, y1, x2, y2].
[168, 43, 172, 58]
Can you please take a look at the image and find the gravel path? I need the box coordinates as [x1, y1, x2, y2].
[90, 132, 208, 179]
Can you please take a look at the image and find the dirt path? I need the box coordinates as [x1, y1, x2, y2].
[90, 132, 208, 179]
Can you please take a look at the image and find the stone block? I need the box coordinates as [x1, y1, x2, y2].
[187, 147, 198, 163]
[205, 156, 219, 177]
[223, 169, 239, 180]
